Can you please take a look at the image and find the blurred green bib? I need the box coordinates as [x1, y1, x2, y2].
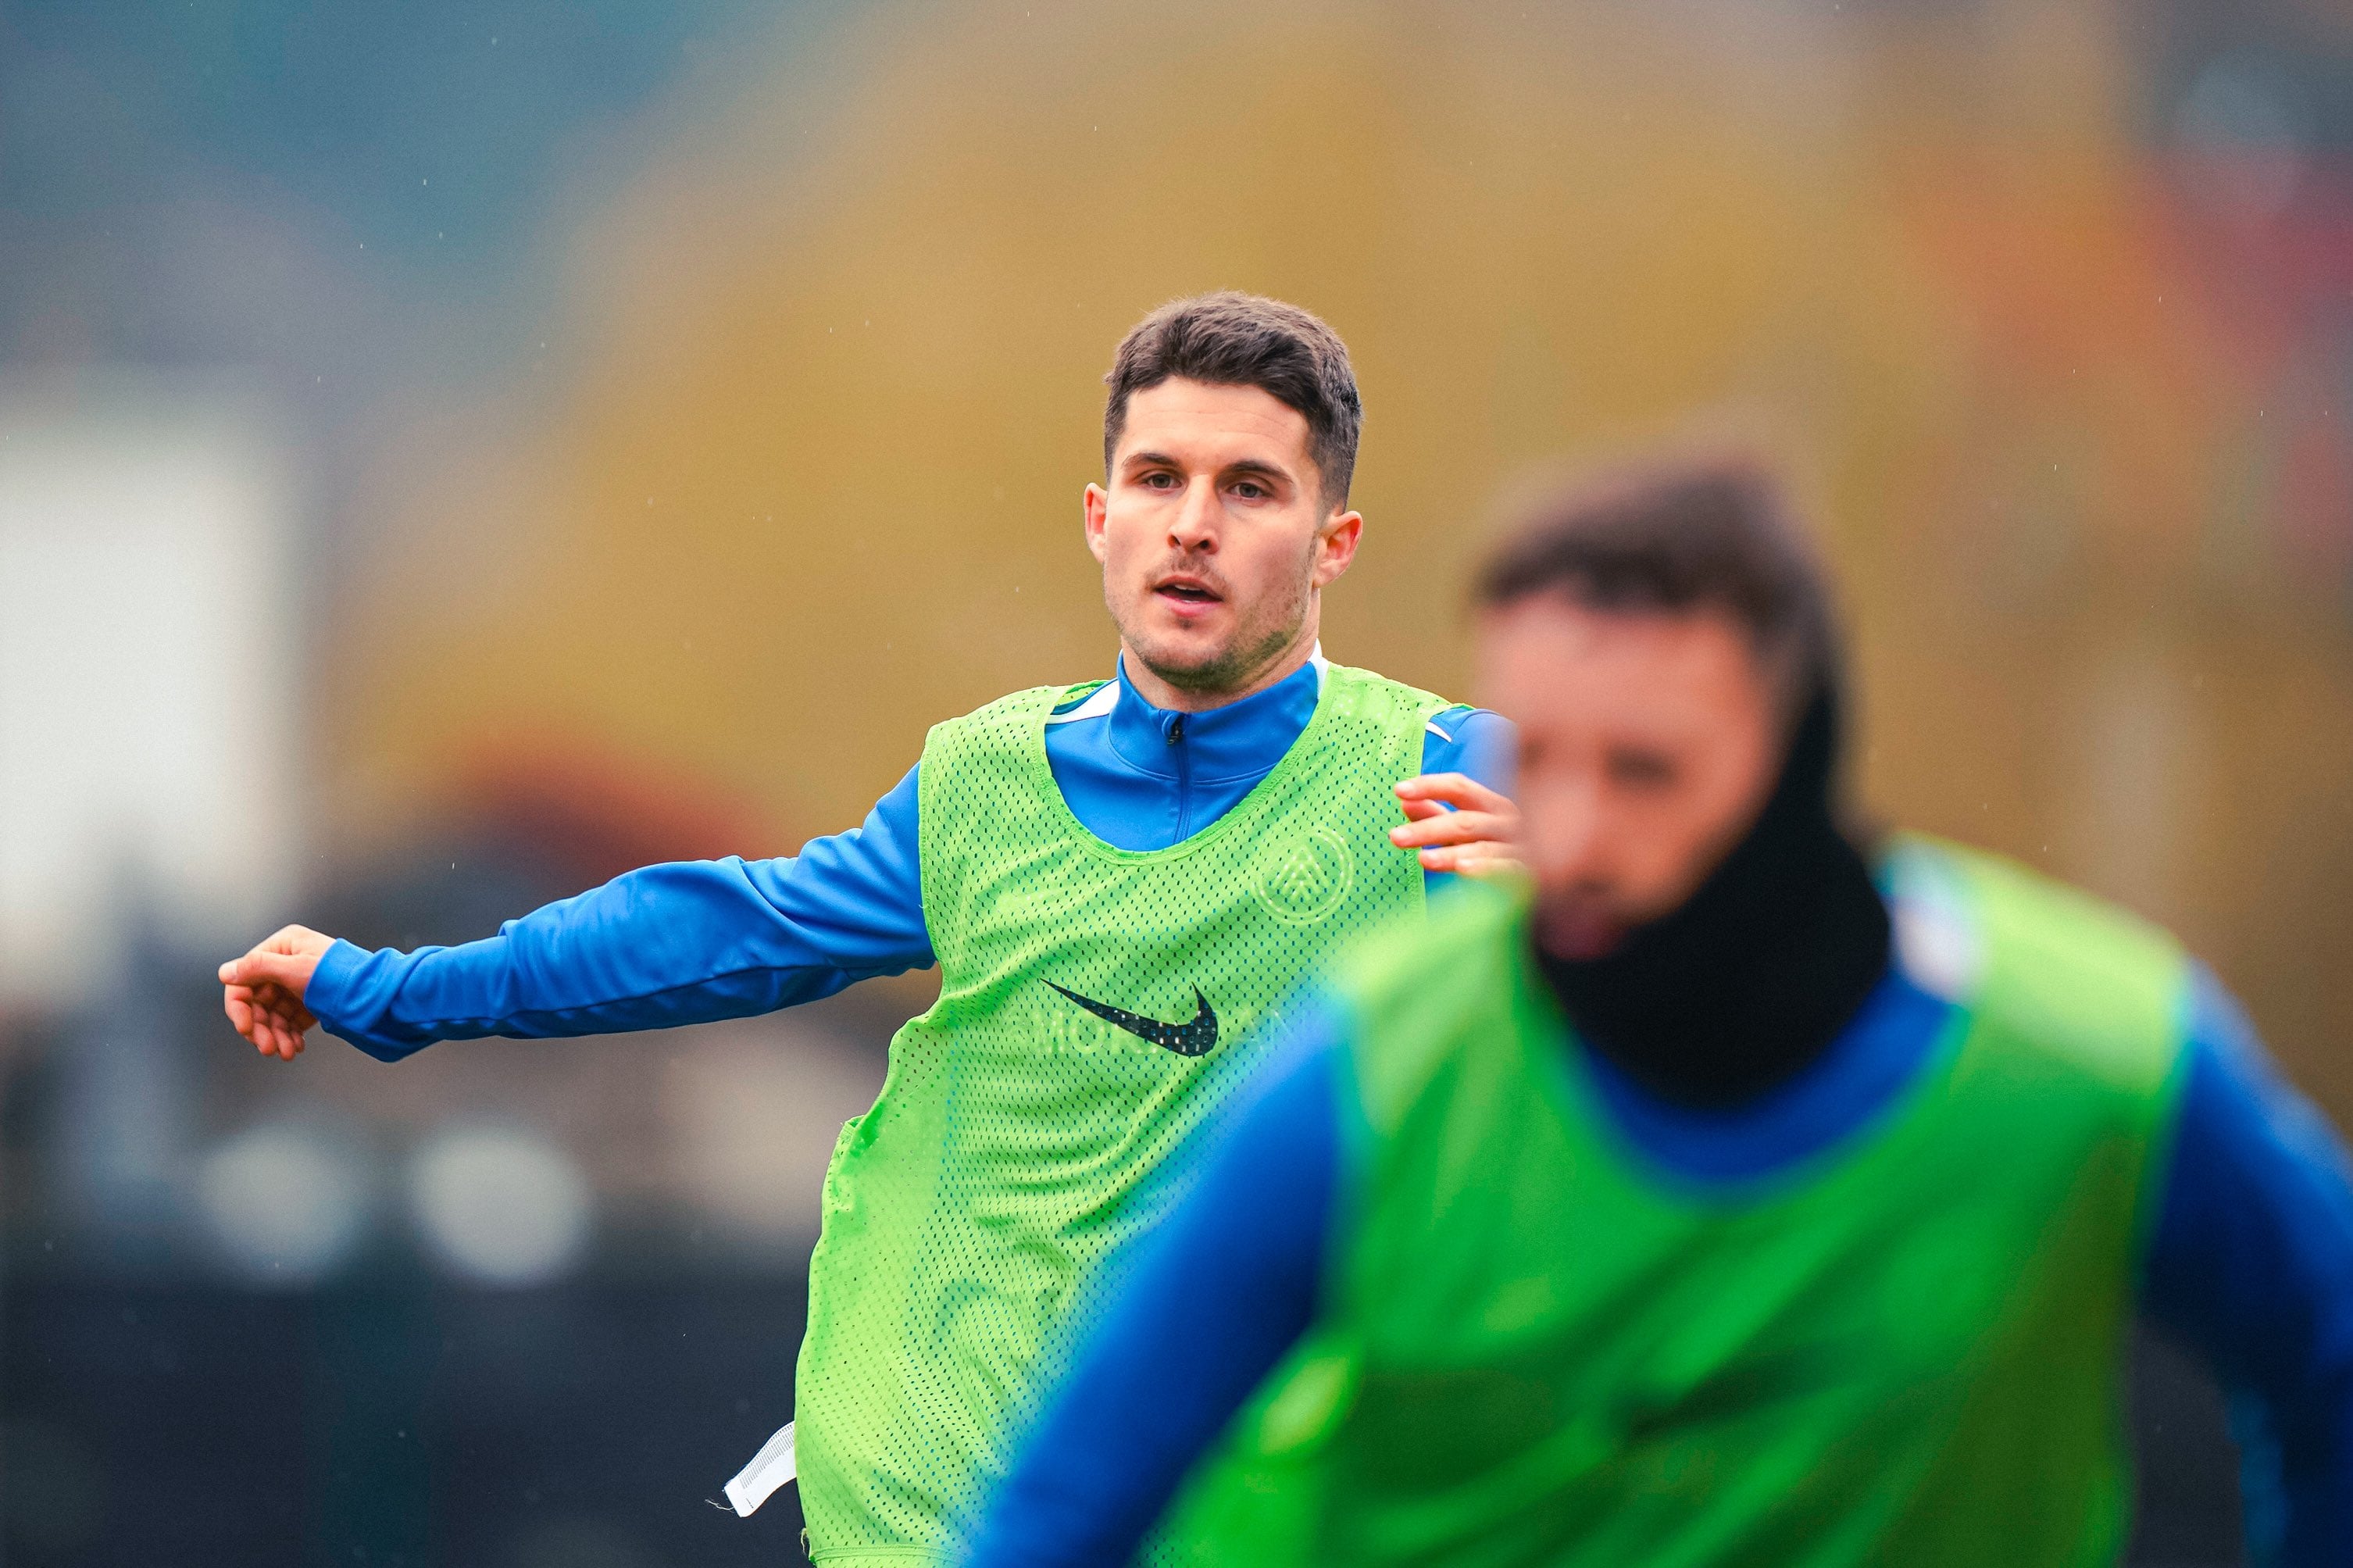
[1162, 837, 2191, 1566]
[791, 663, 1445, 1563]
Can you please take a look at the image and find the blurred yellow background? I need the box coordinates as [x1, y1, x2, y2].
[326, 0, 2353, 1109]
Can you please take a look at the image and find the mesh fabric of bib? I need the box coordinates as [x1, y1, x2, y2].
[1166, 835, 2190, 1567]
[794, 663, 1445, 1562]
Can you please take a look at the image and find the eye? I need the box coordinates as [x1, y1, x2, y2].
[1232, 480, 1269, 500]
[1605, 748, 1677, 790]
[1141, 470, 1180, 491]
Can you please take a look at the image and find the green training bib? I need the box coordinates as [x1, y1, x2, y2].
[1167, 835, 2191, 1567]
[794, 663, 1448, 1563]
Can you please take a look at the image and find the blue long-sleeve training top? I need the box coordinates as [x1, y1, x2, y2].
[306, 655, 1513, 1057]
[970, 959, 2353, 1567]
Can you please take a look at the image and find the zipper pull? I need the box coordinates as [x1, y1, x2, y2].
[1168, 715, 1185, 745]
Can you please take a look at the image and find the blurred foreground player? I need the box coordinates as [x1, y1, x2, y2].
[216, 293, 1519, 1560]
[969, 459, 2353, 1566]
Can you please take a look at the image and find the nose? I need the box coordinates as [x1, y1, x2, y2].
[1527, 777, 1610, 892]
[1167, 477, 1219, 554]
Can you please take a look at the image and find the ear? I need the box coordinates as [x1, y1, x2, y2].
[1083, 482, 1110, 565]
[1312, 509, 1363, 588]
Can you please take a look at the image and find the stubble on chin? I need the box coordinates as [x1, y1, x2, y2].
[1138, 615, 1305, 695]
[1112, 570, 1313, 698]
[1129, 586, 1317, 691]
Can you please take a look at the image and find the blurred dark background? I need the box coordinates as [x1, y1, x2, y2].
[7, 0, 2353, 1562]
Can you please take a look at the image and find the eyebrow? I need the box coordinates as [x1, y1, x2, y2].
[1121, 450, 1297, 487]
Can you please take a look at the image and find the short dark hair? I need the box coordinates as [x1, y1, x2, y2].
[1474, 456, 1836, 712]
[1103, 291, 1362, 507]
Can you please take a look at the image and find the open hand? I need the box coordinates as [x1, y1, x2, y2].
[219, 925, 334, 1060]
[1390, 773, 1522, 877]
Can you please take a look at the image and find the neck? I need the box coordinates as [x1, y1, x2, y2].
[1118, 609, 1322, 714]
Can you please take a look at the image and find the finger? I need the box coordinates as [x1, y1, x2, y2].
[264, 924, 323, 957]
[223, 953, 304, 991]
[1394, 773, 1510, 813]
[1392, 809, 1509, 843]
[1417, 840, 1526, 875]
[259, 1002, 315, 1048]
[1391, 812, 1512, 849]
[233, 995, 286, 1049]
[255, 984, 313, 1027]
[1396, 798, 1451, 823]
[1443, 846, 1526, 877]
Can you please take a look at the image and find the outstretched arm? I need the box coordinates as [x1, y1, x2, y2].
[219, 765, 934, 1062]
[2142, 969, 2353, 1566]
[965, 1018, 1346, 1566]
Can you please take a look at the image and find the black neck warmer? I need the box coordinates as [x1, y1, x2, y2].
[1537, 684, 1892, 1109]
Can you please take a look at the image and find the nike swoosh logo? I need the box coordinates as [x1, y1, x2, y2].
[1043, 983, 1220, 1057]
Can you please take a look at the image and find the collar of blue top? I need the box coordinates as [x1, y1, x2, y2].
[1046, 649, 1330, 785]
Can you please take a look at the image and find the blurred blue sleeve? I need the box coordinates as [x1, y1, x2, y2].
[1419, 705, 1516, 796]
[306, 765, 934, 1062]
[964, 1013, 1346, 1567]
[1418, 706, 1516, 896]
[2143, 967, 2353, 1567]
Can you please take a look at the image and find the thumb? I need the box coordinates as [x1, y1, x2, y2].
[218, 951, 310, 993]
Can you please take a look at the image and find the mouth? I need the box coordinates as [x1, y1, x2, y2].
[1535, 898, 1629, 962]
[1152, 575, 1225, 612]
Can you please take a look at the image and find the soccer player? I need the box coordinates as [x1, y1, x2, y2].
[967, 458, 2353, 1566]
[215, 294, 1520, 1560]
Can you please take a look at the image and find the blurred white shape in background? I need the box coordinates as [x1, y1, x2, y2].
[1887, 847, 1982, 1005]
[409, 1123, 594, 1287]
[195, 1116, 374, 1286]
[0, 372, 298, 1007]
[662, 1022, 886, 1253]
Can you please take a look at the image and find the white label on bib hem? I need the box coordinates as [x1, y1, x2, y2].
[723, 1420, 796, 1517]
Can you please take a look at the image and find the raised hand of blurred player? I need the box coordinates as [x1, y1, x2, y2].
[1391, 773, 1522, 877]
[218, 925, 334, 1060]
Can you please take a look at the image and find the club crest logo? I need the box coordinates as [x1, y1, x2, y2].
[1255, 825, 1354, 924]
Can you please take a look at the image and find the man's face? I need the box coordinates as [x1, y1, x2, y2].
[1476, 596, 1780, 959]
[1086, 377, 1359, 701]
